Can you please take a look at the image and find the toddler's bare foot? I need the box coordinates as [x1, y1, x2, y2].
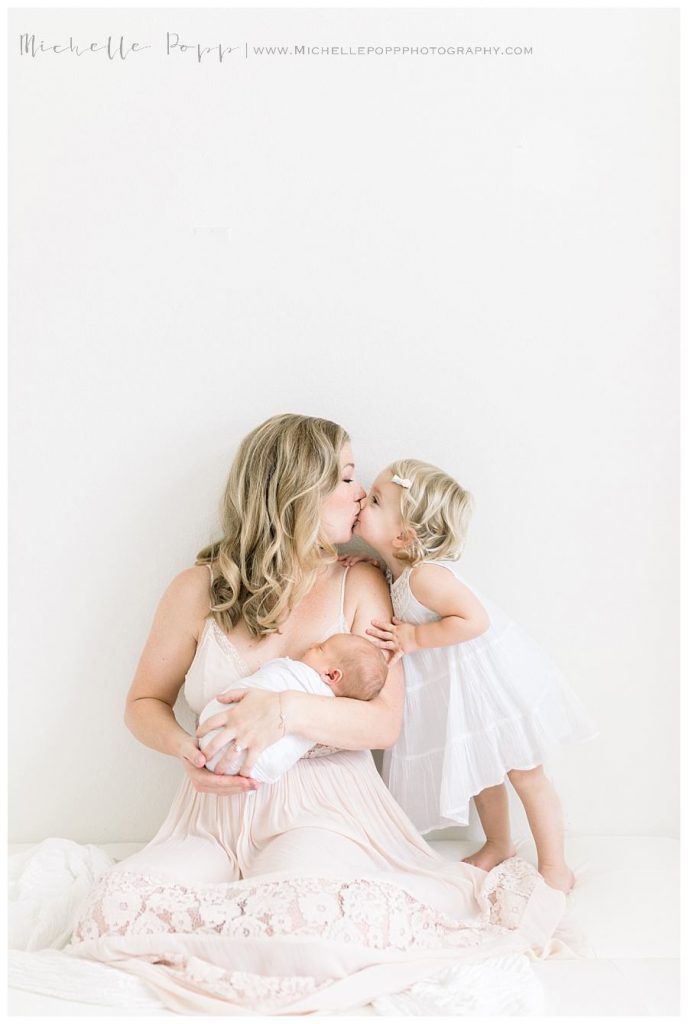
[539, 863, 576, 894]
[462, 840, 517, 871]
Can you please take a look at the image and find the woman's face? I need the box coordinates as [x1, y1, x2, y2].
[320, 441, 366, 545]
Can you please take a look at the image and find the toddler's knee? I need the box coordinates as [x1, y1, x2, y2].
[508, 765, 545, 790]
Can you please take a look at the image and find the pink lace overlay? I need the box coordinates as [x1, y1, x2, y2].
[71, 859, 537, 950]
[301, 743, 343, 758]
[67, 859, 546, 1013]
[483, 857, 538, 928]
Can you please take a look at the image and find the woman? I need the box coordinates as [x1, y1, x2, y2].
[68, 414, 566, 1014]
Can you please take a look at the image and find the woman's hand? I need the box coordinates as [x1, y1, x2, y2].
[177, 733, 259, 794]
[196, 688, 284, 778]
[366, 616, 418, 663]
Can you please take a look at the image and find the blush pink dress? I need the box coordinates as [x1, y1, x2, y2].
[67, 566, 567, 1014]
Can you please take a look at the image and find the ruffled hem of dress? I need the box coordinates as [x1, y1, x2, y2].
[385, 687, 599, 833]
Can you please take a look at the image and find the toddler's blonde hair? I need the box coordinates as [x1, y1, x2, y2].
[196, 413, 349, 638]
[387, 458, 473, 565]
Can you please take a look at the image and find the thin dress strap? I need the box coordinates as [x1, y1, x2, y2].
[339, 565, 350, 624]
[206, 562, 213, 586]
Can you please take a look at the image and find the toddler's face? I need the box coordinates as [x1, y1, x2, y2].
[354, 470, 404, 558]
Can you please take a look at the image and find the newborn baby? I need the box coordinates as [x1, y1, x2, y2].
[198, 632, 388, 783]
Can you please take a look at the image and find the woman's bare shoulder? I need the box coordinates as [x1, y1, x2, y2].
[345, 560, 389, 593]
[344, 561, 392, 630]
[167, 563, 213, 595]
[159, 565, 213, 634]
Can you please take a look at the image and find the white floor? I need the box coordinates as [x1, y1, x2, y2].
[8, 835, 680, 1016]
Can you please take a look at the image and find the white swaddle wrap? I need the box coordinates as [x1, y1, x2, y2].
[198, 656, 333, 783]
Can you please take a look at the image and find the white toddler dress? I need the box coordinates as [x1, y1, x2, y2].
[382, 559, 597, 834]
[198, 658, 333, 783]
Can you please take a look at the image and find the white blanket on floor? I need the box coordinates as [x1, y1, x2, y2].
[8, 838, 545, 1015]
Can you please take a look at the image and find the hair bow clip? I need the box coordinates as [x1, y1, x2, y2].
[391, 474, 412, 488]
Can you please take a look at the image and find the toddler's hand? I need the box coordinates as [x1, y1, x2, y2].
[338, 554, 380, 568]
[366, 616, 418, 663]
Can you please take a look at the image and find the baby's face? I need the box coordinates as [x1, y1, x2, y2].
[301, 636, 349, 693]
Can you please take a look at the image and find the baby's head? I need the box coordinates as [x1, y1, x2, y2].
[301, 633, 388, 700]
[355, 459, 473, 566]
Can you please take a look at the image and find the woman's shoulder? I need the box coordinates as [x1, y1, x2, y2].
[169, 563, 213, 595]
[344, 559, 389, 594]
[342, 560, 392, 626]
[159, 564, 213, 636]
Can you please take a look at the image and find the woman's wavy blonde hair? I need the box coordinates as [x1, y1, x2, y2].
[196, 414, 349, 638]
[388, 458, 474, 566]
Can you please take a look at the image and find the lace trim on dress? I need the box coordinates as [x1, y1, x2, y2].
[482, 857, 538, 929]
[69, 859, 542, 1012]
[71, 858, 538, 949]
[301, 744, 343, 758]
[390, 567, 413, 608]
[207, 620, 251, 677]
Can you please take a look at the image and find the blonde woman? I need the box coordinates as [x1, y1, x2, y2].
[68, 415, 566, 1015]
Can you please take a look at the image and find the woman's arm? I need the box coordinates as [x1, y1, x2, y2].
[206, 563, 405, 777]
[125, 567, 257, 793]
[285, 562, 405, 745]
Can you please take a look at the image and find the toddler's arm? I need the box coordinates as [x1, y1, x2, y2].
[367, 563, 489, 658]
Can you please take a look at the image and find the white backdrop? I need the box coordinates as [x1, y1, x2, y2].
[9, 7, 678, 843]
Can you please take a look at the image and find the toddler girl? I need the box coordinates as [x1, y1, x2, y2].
[353, 459, 596, 893]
